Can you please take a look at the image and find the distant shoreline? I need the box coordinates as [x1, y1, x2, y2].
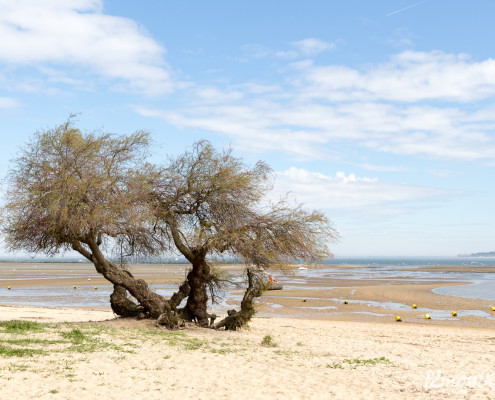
[458, 252, 495, 257]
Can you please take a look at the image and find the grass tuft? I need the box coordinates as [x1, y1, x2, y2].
[261, 334, 277, 347]
[327, 357, 391, 369]
[61, 329, 86, 344]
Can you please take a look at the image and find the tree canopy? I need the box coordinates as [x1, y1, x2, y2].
[152, 140, 334, 267]
[3, 118, 161, 257]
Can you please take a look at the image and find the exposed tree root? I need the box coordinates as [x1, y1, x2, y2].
[110, 283, 143, 317]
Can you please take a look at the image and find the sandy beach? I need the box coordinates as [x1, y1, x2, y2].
[2, 261, 495, 398]
[1, 305, 495, 399]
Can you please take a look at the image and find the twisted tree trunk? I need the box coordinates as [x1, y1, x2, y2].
[72, 238, 189, 327]
[110, 282, 143, 317]
[182, 256, 215, 327]
[213, 269, 261, 330]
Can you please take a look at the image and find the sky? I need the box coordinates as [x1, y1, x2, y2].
[0, 0, 494, 257]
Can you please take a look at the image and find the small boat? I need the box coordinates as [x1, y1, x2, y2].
[267, 282, 283, 290]
[298, 266, 308, 270]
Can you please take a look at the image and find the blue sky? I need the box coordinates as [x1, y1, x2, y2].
[0, 0, 494, 257]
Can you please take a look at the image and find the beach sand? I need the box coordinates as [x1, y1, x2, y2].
[2, 262, 495, 398]
[0, 305, 494, 399]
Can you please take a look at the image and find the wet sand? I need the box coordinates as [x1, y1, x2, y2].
[400, 265, 495, 273]
[2, 262, 495, 327]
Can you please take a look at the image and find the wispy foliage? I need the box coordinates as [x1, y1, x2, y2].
[2, 117, 164, 258]
[151, 140, 337, 267]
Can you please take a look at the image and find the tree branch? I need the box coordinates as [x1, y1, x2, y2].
[71, 240, 93, 262]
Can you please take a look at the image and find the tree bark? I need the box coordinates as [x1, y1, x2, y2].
[73, 239, 172, 320]
[182, 255, 213, 327]
[110, 283, 143, 317]
[109, 270, 145, 317]
[213, 269, 261, 330]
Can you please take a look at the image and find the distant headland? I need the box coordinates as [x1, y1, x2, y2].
[458, 251, 495, 257]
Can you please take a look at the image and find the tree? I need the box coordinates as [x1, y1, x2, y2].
[2, 120, 337, 330]
[150, 141, 338, 327]
[1, 118, 189, 325]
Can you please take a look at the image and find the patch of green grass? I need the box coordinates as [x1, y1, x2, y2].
[209, 347, 238, 355]
[343, 357, 391, 366]
[327, 357, 391, 369]
[182, 337, 207, 350]
[274, 349, 298, 357]
[0, 344, 45, 357]
[261, 334, 277, 347]
[61, 329, 86, 344]
[49, 389, 59, 394]
[67, 341, 135, 354]
[1, 339, 66, 346]
[0, 320, 46, 334]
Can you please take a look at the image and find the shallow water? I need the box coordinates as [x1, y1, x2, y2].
[433, 281, 495, 300]
[2, 258, 495, 318]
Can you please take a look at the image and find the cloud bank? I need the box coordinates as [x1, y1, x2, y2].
[0, 0, 172, 94]
[274, 167, 454, 213]
[136, 49, 495, 163]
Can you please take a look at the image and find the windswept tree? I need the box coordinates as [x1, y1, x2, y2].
[2, 120, 337, 330]
[150, 141, 338, 327]
[1, 118, 189, 325]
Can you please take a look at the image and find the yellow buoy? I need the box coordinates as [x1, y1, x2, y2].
[73, 285, 76, 289]
[395, 316, 402, 321]
[94, 286, 97, 290]
[7, 286, 11, 290]
[424, 314, 431, 319]
[302, 298, 307, 302]
[491, 306, 495, 312]
[412, 304, 417, 309]
[344, 300, 348, 304]
[452, 311, 457, 317]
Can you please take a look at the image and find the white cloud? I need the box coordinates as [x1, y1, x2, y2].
[302, 51, 495, 102]
[136, 50, 495, 162]
[243, 38, 336, 61]
[291, 38, 335, 56]
[275, 167, 455, 212]
[0, 97, 20, 108]
[195, 87, 244, 103]
[136, 100, 495, 162]
[0, 0, 172, 95]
